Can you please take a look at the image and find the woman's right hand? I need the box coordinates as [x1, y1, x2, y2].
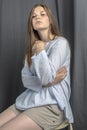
[44, 67, 67, 87]
[32, 40, 45, 55]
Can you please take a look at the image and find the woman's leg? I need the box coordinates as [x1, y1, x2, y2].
[0, 107, 17, 127]
[0, 113, 42, 130]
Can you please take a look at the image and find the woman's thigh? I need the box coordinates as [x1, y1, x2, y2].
[23, 105, 65, 130]
[0, 106, 17, 127]
[1, 104, 65, 130]
[0, 113, 42, 130]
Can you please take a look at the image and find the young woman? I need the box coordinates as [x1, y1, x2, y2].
[0, 4, 74, 130]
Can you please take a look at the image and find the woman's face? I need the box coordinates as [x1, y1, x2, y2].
[31, 6, 50, 31]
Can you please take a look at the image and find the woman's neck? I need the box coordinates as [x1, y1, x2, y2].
[38, 30, 54, 42]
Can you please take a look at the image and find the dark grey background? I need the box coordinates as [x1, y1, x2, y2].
[0, 0, 87, 130]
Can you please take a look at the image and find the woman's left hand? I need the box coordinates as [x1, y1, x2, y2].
[44, 67, 67, 88]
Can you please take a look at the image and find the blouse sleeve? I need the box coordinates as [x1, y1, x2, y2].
[21, 60, 42, 92]
[31, 37, 70, 86]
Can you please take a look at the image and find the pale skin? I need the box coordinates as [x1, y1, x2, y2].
[0, 6, 67, 130]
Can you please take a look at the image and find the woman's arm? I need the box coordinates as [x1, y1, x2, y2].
[22, 59, 67, 91]
[44, 66, 67, 87]
[31, 37, 70, 86]
[22, 60, 66, 86]
[21, 60, 42, 92]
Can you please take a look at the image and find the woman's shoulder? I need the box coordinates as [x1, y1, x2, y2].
[52, 36, 69, 48]
[54, 36, 69, 43]
[52, 36, 70, 54]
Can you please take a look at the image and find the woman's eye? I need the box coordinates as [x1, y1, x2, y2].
[32, 12, 46, 18]
[32, 15, 36, 18]
[41, 14, 45, 16]
[41, 13, 46, 16]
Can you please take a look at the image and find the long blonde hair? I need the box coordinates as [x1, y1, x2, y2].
[26, 4, 60, 66]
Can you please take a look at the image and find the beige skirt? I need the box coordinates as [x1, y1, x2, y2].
[9, 104, 65, 130]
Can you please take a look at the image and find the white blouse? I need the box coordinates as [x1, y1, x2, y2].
[15, 36, 74, 123]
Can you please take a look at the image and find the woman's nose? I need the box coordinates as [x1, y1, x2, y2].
[36, 14, 40, 19]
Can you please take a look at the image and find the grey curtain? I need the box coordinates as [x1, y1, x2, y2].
[72, 0, 87, 130]
[0, 0, 87, 130]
